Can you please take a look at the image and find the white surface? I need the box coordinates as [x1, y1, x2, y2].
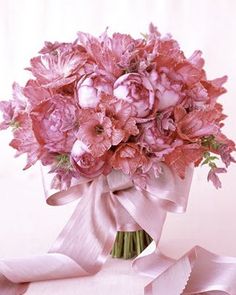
[0, 0, 236, 294]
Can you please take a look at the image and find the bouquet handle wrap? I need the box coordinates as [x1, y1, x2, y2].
[1, 163, 236, 295]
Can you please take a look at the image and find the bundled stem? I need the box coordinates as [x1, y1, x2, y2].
[111, 230, 152, 259]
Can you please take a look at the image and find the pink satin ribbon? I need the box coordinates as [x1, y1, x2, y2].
[1, 163, 236, 295]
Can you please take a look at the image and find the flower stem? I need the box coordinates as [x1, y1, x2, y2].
[111, 230, 152, 259]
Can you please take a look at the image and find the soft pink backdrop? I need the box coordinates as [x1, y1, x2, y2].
[0, 0, 235, 294]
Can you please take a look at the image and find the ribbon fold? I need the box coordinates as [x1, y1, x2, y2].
[0, 163, 236, 295]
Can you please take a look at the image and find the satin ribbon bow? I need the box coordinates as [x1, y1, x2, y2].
[0, 163, 236, 295]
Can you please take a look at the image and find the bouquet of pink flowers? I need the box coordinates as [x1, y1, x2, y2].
[0, 24, 235, 258]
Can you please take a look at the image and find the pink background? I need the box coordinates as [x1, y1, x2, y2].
[0, 0, 236, 294]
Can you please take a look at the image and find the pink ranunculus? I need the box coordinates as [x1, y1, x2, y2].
[113, 73, 155, 118]
[27, 43, 87, 88]
[30, 95, 77, 152]
[71, 139, 111, 178]
[77, 112, 113, 157]
[111, 143, 147, 175]
[76, 74, 113, 108]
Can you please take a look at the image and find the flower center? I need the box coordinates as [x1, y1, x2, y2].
[95, 124, 104, 134]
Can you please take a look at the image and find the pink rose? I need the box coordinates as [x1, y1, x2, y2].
[113, 73, 155, 118]
[111, 143, 147, 175]
[76, 74, 113, 108]
[30, 95, 77, 152]
[71, 140, 111, 178]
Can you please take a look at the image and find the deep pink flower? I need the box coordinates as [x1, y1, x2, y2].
[174, 106, 220, 142]
[207, 167, 227, 189]
[113, 73, 155, 118]
[23, 80, 52, 107]
[71, 140, 111, 178]
[99, 96, 139, 142]
[77, 112, 113, 157]
[30, 95, 77, 152]
[111, 143, 147, 175]
[164, 144, 205, 178]
[76, 74, 113, 108]
[27, 44, 86, 88]
[77, 31, 123, 78]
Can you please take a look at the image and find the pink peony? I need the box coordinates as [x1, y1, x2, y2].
[30, 95, 77, 152]
[111, 143, 147, 175]
[71, 140, 111, 178]
[150, 71, 183, 111]
[76, 74, 113, 108]
[113, 73, 155, 118]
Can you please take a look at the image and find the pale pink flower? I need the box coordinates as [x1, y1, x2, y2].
[150, 72, 182, 111]
[30, 95, 77, 152]
[76, 74, 113, 108]
[71, 139, 111, 178]
[9, 113, 42, 169]
[111, 143, 147, 175]
[0, 83, 26, 130]
[207, 167, 227, 189]
[27, 44, 86, 88]
[113, 73, 155, 118]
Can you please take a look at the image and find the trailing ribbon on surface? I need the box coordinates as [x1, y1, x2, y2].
[0, 163, 236, 295]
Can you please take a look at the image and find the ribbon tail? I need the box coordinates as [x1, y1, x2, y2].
[0, 175, 117, 294]
[145, 246, 236, 295]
